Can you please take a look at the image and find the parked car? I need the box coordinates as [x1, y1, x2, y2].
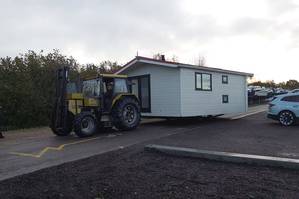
[267, 93, 299, 126]
[290, 89, 299, 94]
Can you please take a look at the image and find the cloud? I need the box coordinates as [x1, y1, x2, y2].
[266, 0, 299, 16]
[0, 0, 299, 81]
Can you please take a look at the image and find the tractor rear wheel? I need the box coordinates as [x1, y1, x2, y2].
[112, 97, 141, 131]
[74, 112, 98, 138]
[51, 111, 74, 136]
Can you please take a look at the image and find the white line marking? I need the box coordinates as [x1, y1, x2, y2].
[231, 109, 267, 120]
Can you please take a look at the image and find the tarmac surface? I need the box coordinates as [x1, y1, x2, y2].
[151, 111, 299, 158]
[0, 121, 198, 181]
[1, 141, 299, 199]
[0, 104, 272, 181]
[2, 105, 299, 198]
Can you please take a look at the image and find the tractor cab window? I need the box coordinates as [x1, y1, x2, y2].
[103, 78, 128, 94]
[82, 79, 100, 97]
[67, 82, 77, 94]
[114, 78, 128, 93]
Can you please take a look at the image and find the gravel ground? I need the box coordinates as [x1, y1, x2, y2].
[1, 145, 299, 199]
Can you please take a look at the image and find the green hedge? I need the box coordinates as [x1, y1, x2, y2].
[0, 50, 121, 129]
[0, 50, 79, 129]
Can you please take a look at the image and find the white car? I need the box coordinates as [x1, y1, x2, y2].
[290, 89, 299, 94]
[267, 93, 299, 126]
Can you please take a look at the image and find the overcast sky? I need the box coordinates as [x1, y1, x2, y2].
[1, 0, 299, 82]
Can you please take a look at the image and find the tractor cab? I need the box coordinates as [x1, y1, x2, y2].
[81, 74, 129, 112]
[51, 67, 140, 138]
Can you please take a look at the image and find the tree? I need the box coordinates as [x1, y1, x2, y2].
[0, 50, 124, 129]
[153, 53, 164, 60]
[98, 60, 122, 73]
[170, 55, 179, 62]
[285, 80, 299, 90]
[0, 50, 79, 129]
[249, 79, 299, 90]
[250, 80, 276, 88]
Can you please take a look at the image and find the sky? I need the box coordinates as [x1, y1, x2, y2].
[1, 0, 299, 82]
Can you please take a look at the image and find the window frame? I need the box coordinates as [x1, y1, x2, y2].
[222, 95, 229, 103]
[195, 72, 212, 91]
[281, 95, 299, 103]
[222, 75, 228, 84]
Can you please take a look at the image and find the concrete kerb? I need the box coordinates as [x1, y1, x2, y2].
[145, 144, 299, 170]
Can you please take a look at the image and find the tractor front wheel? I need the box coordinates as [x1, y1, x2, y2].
[112, 97, 141, 131]
[74, 112, 98, 138]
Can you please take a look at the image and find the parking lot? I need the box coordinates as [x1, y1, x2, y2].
[2, 107, 299, 198]
[152, 111, 299, 158]
[0, 119, 193, 181]
[2, 104, 299, 182]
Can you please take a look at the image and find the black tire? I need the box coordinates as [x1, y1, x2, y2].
[279, 110, 296, 126]
[74, 112, 98, 138]
[50, 111, 74, 136]
[111, 97, 141, 131]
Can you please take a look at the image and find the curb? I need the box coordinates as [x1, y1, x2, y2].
[145, 144, 299, 170]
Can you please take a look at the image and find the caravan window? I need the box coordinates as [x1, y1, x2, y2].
[195, 72, 212, 91]
[222, 75, 228, 84]
[222, 95, 229, 103]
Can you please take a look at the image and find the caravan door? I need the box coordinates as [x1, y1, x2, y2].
[129, 75, 151, 112]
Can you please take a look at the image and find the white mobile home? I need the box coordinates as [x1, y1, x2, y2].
[116, 56, 253, 117]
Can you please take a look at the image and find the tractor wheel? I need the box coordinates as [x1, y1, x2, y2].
[51, 111, 74, 136]
[74, 112, 98, 138]
[112, 97, 141, 131]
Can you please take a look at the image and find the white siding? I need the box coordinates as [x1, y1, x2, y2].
[122, 63, 181, 117]
[180, 68, 247, 116]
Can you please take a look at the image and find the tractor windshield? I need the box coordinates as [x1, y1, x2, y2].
[114, 78, 128, 93]
[82, 79, 101, 97]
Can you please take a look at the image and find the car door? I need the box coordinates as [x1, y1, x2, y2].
[293, 95, 299, 117]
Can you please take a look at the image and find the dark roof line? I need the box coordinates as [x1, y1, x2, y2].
[117, 56, 253, 77]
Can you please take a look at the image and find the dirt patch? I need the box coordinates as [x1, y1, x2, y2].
[1, 145, 299, 199]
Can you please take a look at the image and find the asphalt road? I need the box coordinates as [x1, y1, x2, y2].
[0, 104, 269, 181]
[152, 112, 299, 159]
[0, 119, 202, 181]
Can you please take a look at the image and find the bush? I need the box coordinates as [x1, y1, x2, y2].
[0, 50, 79, 129]
[0, 50, 122, 130]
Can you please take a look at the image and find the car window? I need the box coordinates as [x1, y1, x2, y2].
[281, 95, 299, 102]
[270, 97, 277, 102]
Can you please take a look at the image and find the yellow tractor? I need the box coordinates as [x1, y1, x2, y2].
[50, 67, 141, 137]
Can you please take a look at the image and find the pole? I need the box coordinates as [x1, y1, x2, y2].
[0, 106, 4, 138]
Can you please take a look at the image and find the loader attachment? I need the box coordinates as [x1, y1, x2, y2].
[50, 67, 72, 136]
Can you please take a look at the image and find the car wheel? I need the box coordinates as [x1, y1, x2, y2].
[279, 111, 296, 126]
